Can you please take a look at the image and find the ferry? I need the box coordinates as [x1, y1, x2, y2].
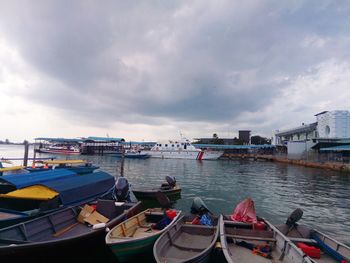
[142, 138, 223, 160]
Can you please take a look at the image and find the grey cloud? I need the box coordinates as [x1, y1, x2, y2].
[1, 1, 350, 132]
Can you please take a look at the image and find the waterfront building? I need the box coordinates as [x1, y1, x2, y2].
[273, 110, 350, 159]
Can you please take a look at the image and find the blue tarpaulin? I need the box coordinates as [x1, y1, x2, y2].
[41, 171, 115, 205]
[0, 169, 77, 189]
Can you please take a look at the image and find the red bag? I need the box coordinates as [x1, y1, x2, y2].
[230, 198, 257, 223]
[297, 243, 321, 259]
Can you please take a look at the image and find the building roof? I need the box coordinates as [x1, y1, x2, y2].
[84, 136, 124, 142]
[275, 122, 317, 137]
[314, 111, 328, 116]
[193, 144, 275, 149]
[320, 145, 350, 152]
[35, 137, 81, 143]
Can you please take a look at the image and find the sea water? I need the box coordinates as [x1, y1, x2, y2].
[1, 144, 349, 245]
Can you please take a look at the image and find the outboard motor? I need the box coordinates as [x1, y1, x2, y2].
[165, 176, 176, 188]
[286, 208, 303, 227]
[190, 197, 211, 215]
[114, 177, 131, 202]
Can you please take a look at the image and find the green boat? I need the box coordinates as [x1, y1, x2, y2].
[105, 208, 181, 262]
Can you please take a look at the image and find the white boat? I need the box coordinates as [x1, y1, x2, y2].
[142, 138, 223, 160]
[39, 144, 80, 155]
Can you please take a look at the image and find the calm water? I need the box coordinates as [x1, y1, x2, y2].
[1, 144, 349, 246]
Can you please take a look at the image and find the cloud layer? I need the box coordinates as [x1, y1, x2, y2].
[1, 1, 350, 141]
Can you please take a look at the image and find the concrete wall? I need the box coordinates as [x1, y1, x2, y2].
[317, 110, 350, 138]
[287, 140, 316, 159]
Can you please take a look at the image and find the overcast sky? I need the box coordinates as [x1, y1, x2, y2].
[1, 1, 350, 142]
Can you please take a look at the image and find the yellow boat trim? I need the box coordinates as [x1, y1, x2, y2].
[0, 185, 59, 200]
[0, 166, 25, 172]
[35, 160, 87, 165]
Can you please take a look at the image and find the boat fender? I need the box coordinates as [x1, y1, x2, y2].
[92, 223, 106, 230]
[105, 227, 110, 232]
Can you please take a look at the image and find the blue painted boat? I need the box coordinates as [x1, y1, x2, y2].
[25, 160, 99, 174]
[0, 169, 77, 194]
[0, 171, 115, 211]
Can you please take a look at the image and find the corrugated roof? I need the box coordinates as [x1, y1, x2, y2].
[275, 122, 317, 137]
[35, 137, 81, 142]
[320, 145, 350, 151]
[85, 136, 124, 142]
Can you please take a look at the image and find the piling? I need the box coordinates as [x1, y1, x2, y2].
[23, 140, 29, 167]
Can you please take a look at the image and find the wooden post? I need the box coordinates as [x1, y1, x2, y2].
[23, 140, 29, 167]
[120, 147, 125, 177]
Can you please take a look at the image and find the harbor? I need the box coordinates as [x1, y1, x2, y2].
[1, 2, 350, 261]
[0, 144, 349, 262]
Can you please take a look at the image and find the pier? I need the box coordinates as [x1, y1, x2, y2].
[222, 153, 350, 172]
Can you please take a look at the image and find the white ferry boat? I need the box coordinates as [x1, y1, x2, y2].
[142, 138, 223, 160]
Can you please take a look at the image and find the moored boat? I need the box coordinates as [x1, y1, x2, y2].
[276, 208, 350, 263]
[132, 176, 181, 200]
[153, 214, 219, 263]
[105, 208, 181, 262]
[141, 137, 223, 160]
[38, 144, 80, 155]
[112, 149, 151, 159]
[0, 199, 142, 260]
[219, 215, 312, 263]
[0, 170, 116, 228]
[26, 159, 99, 174]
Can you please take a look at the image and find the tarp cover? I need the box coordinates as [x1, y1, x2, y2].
[41, 171, 115, 205]
[0, 185, 59, 200]
[0, 169, 77, 189]
[230, 198, 257, 223]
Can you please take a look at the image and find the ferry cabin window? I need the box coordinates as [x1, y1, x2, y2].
[172, 144, 174, 147]
[177, 145, 180, 147]
[165, 144, 168, 147]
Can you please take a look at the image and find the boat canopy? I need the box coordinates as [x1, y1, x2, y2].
[39, 171, 115, 205]
[0, 185, 59, 200]
[0, 169, 77, 189]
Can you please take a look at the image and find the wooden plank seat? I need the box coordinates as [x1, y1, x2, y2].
[225, 234, 276, 242]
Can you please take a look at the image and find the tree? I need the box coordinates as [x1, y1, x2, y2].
[251, 135, 271, 145]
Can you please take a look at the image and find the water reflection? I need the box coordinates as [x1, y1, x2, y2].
[1, 145, 349, 244]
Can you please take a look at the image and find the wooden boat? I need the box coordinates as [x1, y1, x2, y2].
[0, 199, 142, 260]
[105, 208, 182, 262]
[276, 209, 350, 262]
[219, 215, 312, 263]
[133, 185, 182, 200]
[0, 171, 116, 227]
[132, 175, 182, 200]
[26, 159, 99, 174]
[153, 214, 219, 263]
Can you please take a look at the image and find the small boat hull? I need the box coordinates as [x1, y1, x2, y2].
[26, 166, 99, 175]
[106, 208, 182, 263]
[220, 215, 311, 263]
[132, 186, 182, 200]
[276, 224, 350, 262]
[154, 215, 219, 263]
[0, 200, 142, 258]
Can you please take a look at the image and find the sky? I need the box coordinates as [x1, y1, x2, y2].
[1, 1, 350, 143]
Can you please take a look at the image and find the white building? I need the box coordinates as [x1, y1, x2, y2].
[273, 110, 350, 159]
